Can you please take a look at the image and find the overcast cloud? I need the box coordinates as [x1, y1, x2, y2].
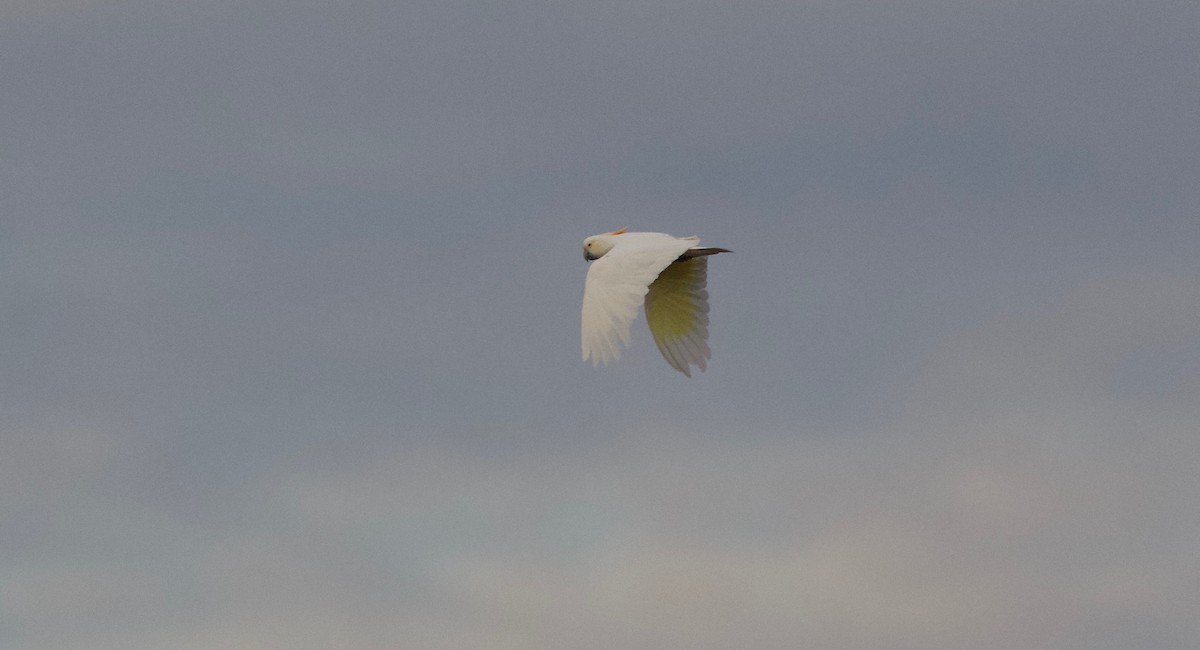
[2, 1, 1198, 648]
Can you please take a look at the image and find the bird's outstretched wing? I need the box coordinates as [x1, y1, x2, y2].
[645, 257, 712, 376]
[582, 235, 694, 366]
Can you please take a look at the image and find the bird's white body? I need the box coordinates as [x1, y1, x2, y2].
[581, 229, 729, 376]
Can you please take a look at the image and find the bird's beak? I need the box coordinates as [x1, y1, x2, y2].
[584, 250, 597, 261]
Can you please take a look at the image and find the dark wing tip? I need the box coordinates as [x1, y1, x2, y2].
[677, 247, 731, 261]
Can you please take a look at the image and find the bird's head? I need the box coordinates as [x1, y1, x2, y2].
[582, 228, 626, 261]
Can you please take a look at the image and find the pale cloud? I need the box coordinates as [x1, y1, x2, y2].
[136, 273, 1188, 650]
[4, 272, 1197, 649]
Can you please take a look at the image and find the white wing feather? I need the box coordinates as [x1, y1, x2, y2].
[644, 257, 711, 377]
[581, 233, 695, 366]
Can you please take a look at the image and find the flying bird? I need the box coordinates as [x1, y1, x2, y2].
[581, 228, 730, 376]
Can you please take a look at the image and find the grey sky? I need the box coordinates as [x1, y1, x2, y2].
[2, 1, 1198, 648]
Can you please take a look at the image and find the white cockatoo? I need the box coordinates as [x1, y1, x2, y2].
[581, 228, 730, 376]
